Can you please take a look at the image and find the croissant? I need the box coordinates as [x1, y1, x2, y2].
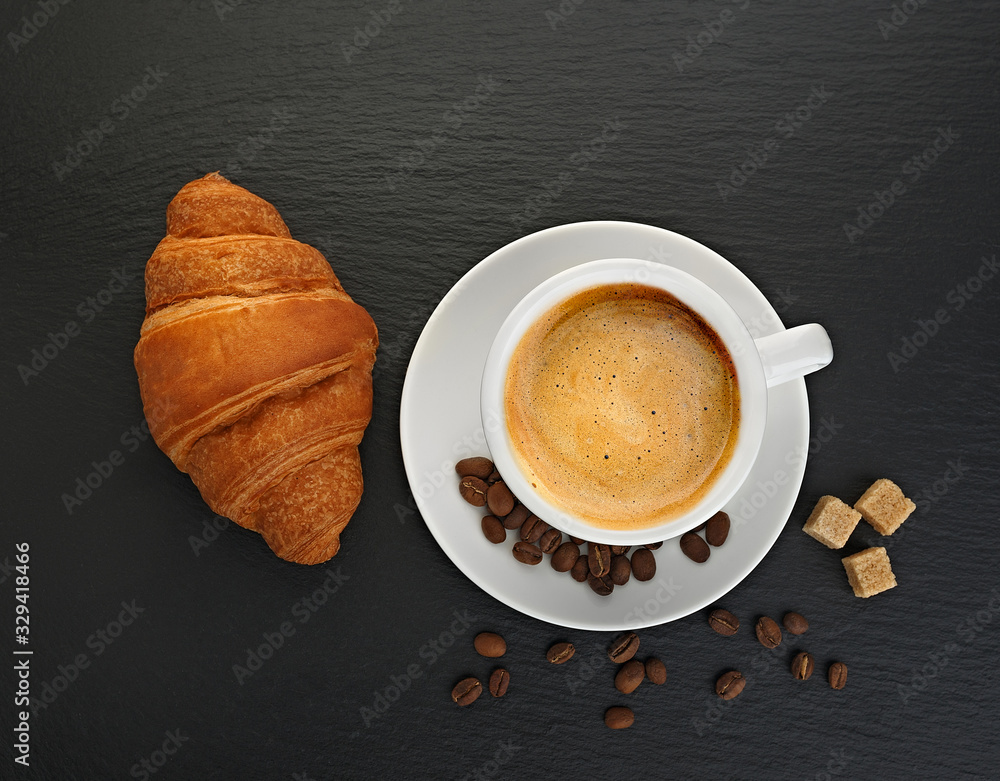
[134, 172, 378, 564]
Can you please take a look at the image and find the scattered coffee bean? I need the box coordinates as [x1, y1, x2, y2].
[459, 476, 489, 507]
[604, 706, 634, 729]
[828, 661, 848, 690]
[630, 548, 656, 581]
[481, 515, 506, 544]
[489, 668, 510, 698]
[607, 632, 640, 664]
[570, 555, 590, 582]
[610, 545, 631, 555]
[680, 532, 710, 563]
[791, 651, 815, 681]
[692, 521, 708, 532]
[708, 608, 740, 637]
[588, 573, 614, 596]
[520, 515, 549, 544]
[546, 642, 575, 664]
[645, 657, 667, 685]
[512, 541, 543, 565]
[705, 510, 730, 547]
[589, 543, 611, 577]
[473, 632, 507, 658]
[615, 659, 645, 694]
[551, 541, 580, 572]
[755, 616, 782, 649]
[452, 677, 482, 706]
[610, 554, 631, 586]
[486, 469, 502, 484]
[538, 528, 562, 554]
[502, 504, 529, 531]
[643, 541, 663, 550]
[455, 457, 494, 480]
[487, 481, 515, 516]
[715, 670, 745, 700]
[570, 536, 585, 545]
[782, 612, 809, 635]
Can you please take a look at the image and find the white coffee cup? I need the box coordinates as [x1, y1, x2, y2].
[481, 258, 833, 545]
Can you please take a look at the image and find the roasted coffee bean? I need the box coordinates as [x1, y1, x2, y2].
[546, 642, 575, 664]
[538, 528, 562, 554]
[588, 573, 614, 596]
[614, 659, 645, 694]
[481, 515, 506, 544]
[610, 554, 631, 586]
[512, 541, 543, 565]
[486, 469, 502, 484]
[643, 541, 663, 550]
[570, 536, 585, 545]
[473, 632, 506, 658]
[570, 555, 590, 582]
[680, 532, 710, 563]
[645, 657, 667, 685]
[630, 547, 656, 581]
[487, 481, 515, 516]
[520, 515, 549, 544]
[607, 632, 640, 663]
[705, 510, 730, 546]
[708, 608, 740, 637]
[604, 706, 634, 729]
[502, 503, 530, 530]
[692, 521, 708, 532]
[452, 677, 482, 706]
[828, 661, 848, 690]
[589, 543, 611, 577]
[782, 612, 809, 635]
[455, 457, 494, 480]
[489, 668, 510, 697]
[610, 545, 631, 555]
[755, 616, 782, 649]
[459, 476, 489, 507]
[715, 670, 745, 700]
[791, 651, 815, 681]
[551, 541, 580, 572]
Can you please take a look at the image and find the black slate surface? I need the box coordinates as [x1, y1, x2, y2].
[2, 1, 999, 779]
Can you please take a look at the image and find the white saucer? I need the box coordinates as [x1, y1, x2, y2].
[399, 221, 811, 630]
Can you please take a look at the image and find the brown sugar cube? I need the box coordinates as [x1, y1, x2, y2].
[802, 495, 861, 549]
[854, 478, 916, 535]
[842, 547, 897, 598]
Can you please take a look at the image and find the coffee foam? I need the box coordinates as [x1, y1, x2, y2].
[504, 283, 740, 530]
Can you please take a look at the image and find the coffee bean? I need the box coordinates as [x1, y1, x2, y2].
[538, 528, 562, 554]
[570, 555, 590, 582]
[459, 476, 489, 507]
[610, 545, 631, 555]
[610, 554, 631, 586]
[588, 543, 611, 577]
[520, 515, 550, 544]
[488, 668, 510, 697]
[455, 457, 494, 480]
[481, 515, 506, 544]
[604, 706, 634, 729]
[782, 612, 809, 635]
[486, 469, 502, 484]
[791, 651, 815, 681]
[502, 503, 530, 530]
[451, 676, 482, 706]
[643, 541, 663, 550]
[551, 541, 580, 572]
[828, 661, 848, 690]
[755, 616, 782, 649]
[692, 521, 708, 532]
[607, 632, 640, 663]
[487, 481, 515, 516]
[630, 547, 656, 581]
[645, 657, 667, 685]
[708, 608, 740, 637]
[715, 670, 745, 700]
[614, 659, 645, 694]
[473, 632, 506, 658]
[587, 573, 614, 596]
[512, 541, 542, 565]
[680, 532, 710, 563]
[546, 642, 575, 664]
[570, 536, 585, 545]
[705, 510, 730, 546]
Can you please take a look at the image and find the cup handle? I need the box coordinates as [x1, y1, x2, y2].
[753, 324, 833, 388]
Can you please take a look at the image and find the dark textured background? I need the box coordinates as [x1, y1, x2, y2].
[2, 0, 999, 779]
